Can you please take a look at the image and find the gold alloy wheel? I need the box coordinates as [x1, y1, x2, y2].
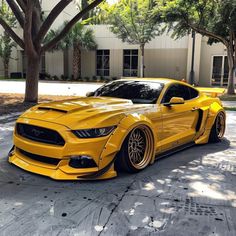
[127, 125, 153, 169]
[216, 112, 225, 139]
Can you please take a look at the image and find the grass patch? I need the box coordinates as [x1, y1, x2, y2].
[0, 77, 25, 81]
[220, 94, 236, 101]
[224, 107, 236, 111]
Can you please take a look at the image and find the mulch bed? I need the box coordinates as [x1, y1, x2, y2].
[0, 93, 77, 115]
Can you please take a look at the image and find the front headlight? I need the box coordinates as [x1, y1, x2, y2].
[72, 126, 116, 138]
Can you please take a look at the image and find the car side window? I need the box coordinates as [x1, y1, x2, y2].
[188, 87, 199, 99]
[162, 84, 190, 103]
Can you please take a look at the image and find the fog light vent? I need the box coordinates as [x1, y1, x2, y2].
[69, 155, 97, 168]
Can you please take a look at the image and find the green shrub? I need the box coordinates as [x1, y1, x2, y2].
[92, 75, 97, 82]
[51, 75, 59, 81]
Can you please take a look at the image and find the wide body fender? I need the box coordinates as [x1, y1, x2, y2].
[99, 114, 157, 170]
[195, 102, 225, 144]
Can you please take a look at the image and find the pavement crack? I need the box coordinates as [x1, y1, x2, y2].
[98, 177, 136, 236]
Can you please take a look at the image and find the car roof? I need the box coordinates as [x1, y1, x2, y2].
[118, 77, 185, 85]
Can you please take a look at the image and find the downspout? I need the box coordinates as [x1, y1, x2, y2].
[189, 30, 196, 85]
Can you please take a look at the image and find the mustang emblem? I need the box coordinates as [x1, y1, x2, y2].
[31, 128, 44, 137]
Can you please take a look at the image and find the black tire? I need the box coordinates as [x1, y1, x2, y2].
[209, 112, 225, 143]
[115, 126, 153, 173]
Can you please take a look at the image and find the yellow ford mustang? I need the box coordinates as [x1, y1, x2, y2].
[8, 78, 226, 180]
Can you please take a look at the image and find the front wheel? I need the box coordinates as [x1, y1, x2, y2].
[115, 125, 154, 173]
[209, 111, 226, 143]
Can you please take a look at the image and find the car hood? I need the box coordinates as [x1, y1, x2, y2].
[20, 97, 154, 129]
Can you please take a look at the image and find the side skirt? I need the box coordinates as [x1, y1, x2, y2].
[155, 142, 195, 160]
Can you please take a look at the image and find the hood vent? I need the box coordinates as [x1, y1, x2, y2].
[37, 107, 68, 113]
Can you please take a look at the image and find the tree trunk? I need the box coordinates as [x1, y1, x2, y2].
[226, 47, 235, 95]
[73, 42, 81, 80]
[140, 44, 145, 78]
[4, 62, 9, 78]
[24, 55, 40, 103]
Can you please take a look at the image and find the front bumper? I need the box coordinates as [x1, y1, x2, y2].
[9, 118, 117, 180]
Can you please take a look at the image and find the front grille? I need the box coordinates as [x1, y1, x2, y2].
[18, 148, 61, 166]
[16, 123, 65, 146]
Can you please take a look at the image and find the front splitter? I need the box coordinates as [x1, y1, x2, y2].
[9, 153, 117, 180]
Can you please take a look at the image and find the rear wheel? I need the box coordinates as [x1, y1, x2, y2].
[115, 125, 154, 173]
[209, 112, 225, 143]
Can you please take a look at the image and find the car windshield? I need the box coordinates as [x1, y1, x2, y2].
[93, 80, 164, 104]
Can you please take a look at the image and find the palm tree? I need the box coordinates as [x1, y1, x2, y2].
[0, 1, 16, 78]
[45, 22, 97, 79]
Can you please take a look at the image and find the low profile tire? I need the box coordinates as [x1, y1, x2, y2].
[209, 111, 226, 143]
[115, 125, 154, 173]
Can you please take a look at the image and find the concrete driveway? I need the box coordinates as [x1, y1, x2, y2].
[0, 112, 236, 236]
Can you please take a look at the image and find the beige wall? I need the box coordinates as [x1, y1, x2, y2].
[199, 37, 226, 87]
[81, 50, 96, 78]
[42, 0, 79, 29]
[110, 50, 123, 78]
[46, 51, 64, 77]
[144, 49, 188, 80]
[186, 33, 202, 85]
[78, 25, 190, 79]
[0, 20, 229, 86]
[0, 49, 18, 77]
[79, 48, 188, 80]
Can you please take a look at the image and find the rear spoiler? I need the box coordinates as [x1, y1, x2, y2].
[196, 87, 225, 97]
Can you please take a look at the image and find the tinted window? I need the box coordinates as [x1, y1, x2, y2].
[94, 81, 164, 104]
[188, 87, 199, 99]
[123, 50, 138, 77]
[162, 84, 199, 103]
[96, 50, 110, 76]
[162, 84, 190, 103]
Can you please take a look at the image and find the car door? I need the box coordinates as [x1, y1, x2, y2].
[159, 83, 199, 152]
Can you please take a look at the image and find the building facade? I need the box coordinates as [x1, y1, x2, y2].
[0, 0, 234, 87]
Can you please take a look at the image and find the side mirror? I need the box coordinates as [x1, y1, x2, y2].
[164, 97, 184, 106]
[86, 91, 95, 97]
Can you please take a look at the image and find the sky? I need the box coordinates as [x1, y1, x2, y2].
[106, 0, 118, 4]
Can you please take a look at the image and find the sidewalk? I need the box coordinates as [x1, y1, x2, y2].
[222, 101, 236, 108]
[0, 80, 102, 96]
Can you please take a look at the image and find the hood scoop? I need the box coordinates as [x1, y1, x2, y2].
[37, 107, 68, 113]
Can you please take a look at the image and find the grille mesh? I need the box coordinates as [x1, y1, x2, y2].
[16, 123, 65, 146]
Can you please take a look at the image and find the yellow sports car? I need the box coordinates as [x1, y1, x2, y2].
[8, 78, 226, 180]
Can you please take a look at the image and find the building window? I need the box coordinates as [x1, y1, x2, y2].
[123, 49, 138, 77]
[96, 50, 110, 76]
[211, 55, 235, 87]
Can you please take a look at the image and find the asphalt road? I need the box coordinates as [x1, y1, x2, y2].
[0, 112, 236, 236]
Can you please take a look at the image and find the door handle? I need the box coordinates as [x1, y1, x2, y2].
[191, 107, 199, 111]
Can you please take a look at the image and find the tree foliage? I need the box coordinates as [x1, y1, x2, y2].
[0, 1, 16, 78]
[107, 0, 162, 45]
[105, 0, 163, 77]
[46, 22, 97, 51]
[0, 0, 103, 102]
[158, 0, 236, 94]
[45, 22, 97, 79]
